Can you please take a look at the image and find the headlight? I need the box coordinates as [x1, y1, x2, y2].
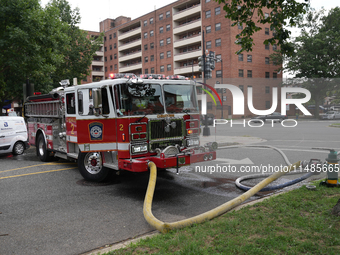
[186, 138, 199, 147]
[131, 144, 148, 154]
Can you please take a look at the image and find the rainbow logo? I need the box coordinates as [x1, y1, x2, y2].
[197, 82, 222, 106]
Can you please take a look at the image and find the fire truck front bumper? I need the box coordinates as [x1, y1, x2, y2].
[118, 147, 217, 173]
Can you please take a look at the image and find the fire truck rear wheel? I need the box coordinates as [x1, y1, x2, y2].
[78, 152, 111, 182]
[37, 134, 54, 162]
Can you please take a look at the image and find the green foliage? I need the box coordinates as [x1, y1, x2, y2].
[286, 8, 340, 118]
[0, 0, 102, 109]
[214, 0, 309, 56]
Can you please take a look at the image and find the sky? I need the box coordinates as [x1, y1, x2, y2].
[40, 0, 339, 32]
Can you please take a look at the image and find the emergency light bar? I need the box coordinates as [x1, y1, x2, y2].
[109, 73, 137, 79]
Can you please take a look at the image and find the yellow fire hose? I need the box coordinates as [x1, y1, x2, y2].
[144, 161, 301, 233]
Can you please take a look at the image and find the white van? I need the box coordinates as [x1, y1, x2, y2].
[0, 116, 30, 155]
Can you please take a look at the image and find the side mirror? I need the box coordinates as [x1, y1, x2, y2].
[93, 89, 102, 116]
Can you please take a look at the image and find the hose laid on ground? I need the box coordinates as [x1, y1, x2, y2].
[143, 160, 301, 234]
[235, 171, 314, 192]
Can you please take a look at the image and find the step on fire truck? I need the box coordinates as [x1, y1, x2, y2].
[24, 74, 217, 182]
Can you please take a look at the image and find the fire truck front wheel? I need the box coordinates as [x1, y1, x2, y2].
[78, 152, 111, 182]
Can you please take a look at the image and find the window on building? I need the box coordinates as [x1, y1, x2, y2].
[167, 51, 171, 58]
[273, 72, 277, 79]
[265, 86, 270, 93]
[247, 70, 252, 78]
[109, 34, 112, 40]
[273, 44, 277, 51]
[159, 26, 163, 34]
[265, 72, 270, 78]
[239, 85, 244, 92]
[151, 67, 155, 73]
[145, 56, 148, 63]
[151, 55, 154, 61]
[166, 11, 170, 18]
[215, 23, 221, 31]
[239, 69, 244, 77]
[216, 54, 221, 62]
[114, 54, 117, 59]
[150, 17, 154, 24]
[114, 43, 116, 49]
[206, 10, 211, 18]
[265, 57, 270, 64]
[166, 24, 170, 31]
[104, 57, 107, 62]
[144, 44, 148, 50]
[114, 64, 117, 70]
[105, 67, 108, 72]
[160, 52, 164, 59]
[265, 28, 269, 35]
[215, 38, 221, 46]
[216, 70, 222, 78]
[159, 14, 163, 20]
[167, 64, 171, 71]
[206, 0, 211, 2]
[104, 46, 107, 52]
[109, 45, 112, 50]
[150, 30, 154, 37]
[144, 32, 147, 39]
[110, 65, 112, 71]
[160, 40, 164, 46]
[207, 102, 213, 110]
[206, 41, 211, 49]
[160, 65, 164, 72]
[206, 26, 211, 34]
[238, 22, 243, 29]
[166, 37, 171, 44]
[215, 7, 221, 15]
[113, 33, 116, 38]
[247, 55, 252, 62]
[144, 20, 147, 26]
[265, 44, 269, 50]
[150, 42, 154, 49]
[145, 69, 148, 74]
[238, 54, 243, 61]
[265, 101, 271, 109]
[110, 55, 112, 60]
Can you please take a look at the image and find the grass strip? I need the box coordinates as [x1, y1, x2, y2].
[103, 181, 340, 255]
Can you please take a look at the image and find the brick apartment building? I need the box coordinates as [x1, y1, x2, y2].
[85, 0, 283, 118]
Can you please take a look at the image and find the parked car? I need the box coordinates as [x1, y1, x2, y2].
[201, 113, 215, 125]
[251, 112, 288, 123]
[0, 116, 30, 155]
[321, 111, 340, 120]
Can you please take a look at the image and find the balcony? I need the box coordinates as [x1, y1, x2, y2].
[173, 19, 201, 35]
[91, 70, 104, 76]
[119, 50, 142, 62]
[119, 62, 142, 73]
[174, 49, 202, 62]
[119, 39, 142, 52]
[119, 27, 142, 41]
[174, 64, 200, 75]
[92, 61, 104, 66]
[95, 50, 104, 56]
[174, 34, 202, 48]
[173, 4, 201, 21]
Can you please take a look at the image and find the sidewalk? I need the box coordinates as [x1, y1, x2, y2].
[200, 133, 266, 147]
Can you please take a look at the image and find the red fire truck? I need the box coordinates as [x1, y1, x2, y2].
[24, 74, 217, 182]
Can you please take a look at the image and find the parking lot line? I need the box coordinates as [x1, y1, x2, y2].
[0, 167, 78, 180]
[0, 162, 76, 174]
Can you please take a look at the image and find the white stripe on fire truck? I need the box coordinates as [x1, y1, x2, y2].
[67, 136, 78, 143]
[78, 143, 129, 151]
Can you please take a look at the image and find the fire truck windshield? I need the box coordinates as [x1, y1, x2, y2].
[164, 84, 198, 113]
[114, 84, 164, 116]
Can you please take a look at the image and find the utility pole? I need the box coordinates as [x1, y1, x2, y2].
[201, 31, 210, 136]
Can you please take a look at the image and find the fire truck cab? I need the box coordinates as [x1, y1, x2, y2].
[25, 74, 217, 182]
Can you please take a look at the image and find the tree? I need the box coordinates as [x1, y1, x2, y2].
[47, 0, 103, 87]
[215, 0, 309, 56]
[286, 8, 340, 118]
[0, 0, 102, 112]
[0, 0, 66, 110]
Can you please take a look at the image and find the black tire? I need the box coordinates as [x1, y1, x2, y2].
[13, 141, 25, 155]
[36, 134, 53, 162]
[78, 151, 111, 182]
